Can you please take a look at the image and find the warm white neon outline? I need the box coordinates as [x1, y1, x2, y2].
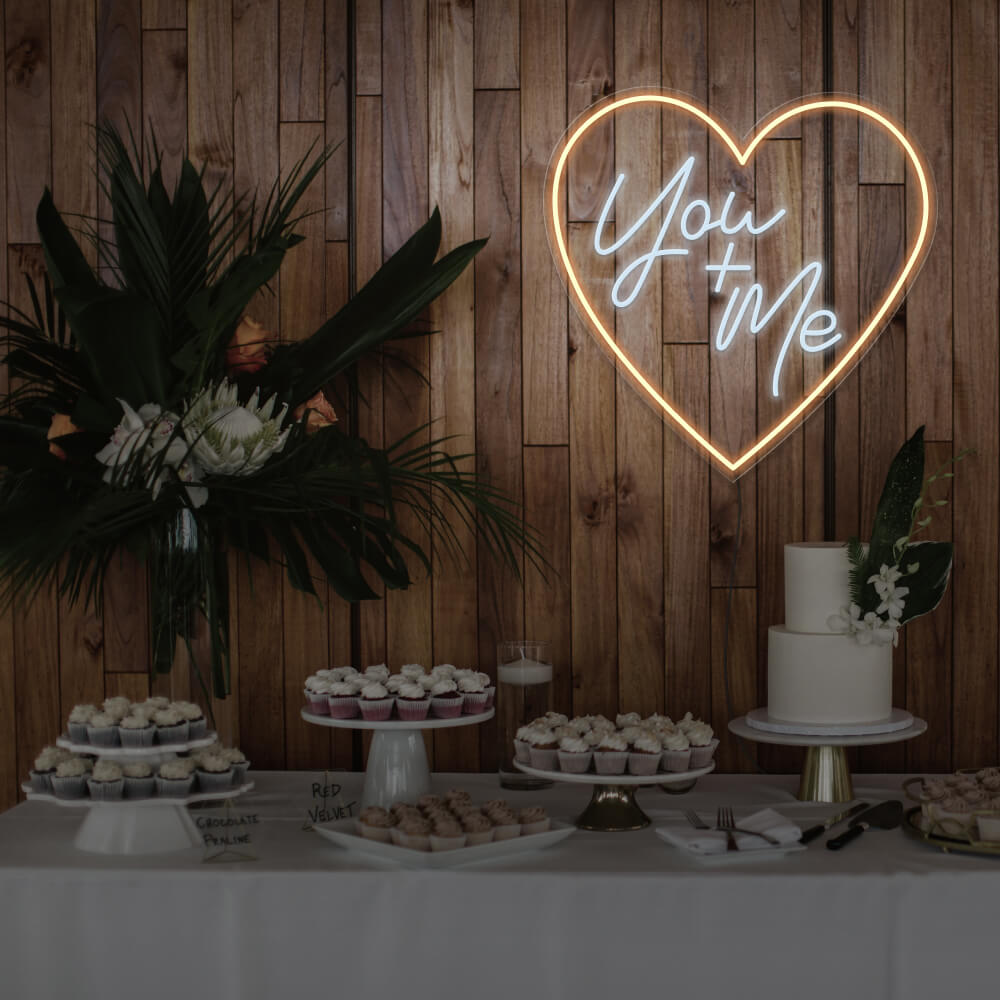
[547, 95, 933, 476]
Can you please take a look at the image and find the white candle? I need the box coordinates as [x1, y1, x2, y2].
[497, 657, 553, 686]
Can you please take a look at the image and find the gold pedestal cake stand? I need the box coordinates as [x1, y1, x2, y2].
[514, 760, 715, 831]
[728, 713, 927, 803]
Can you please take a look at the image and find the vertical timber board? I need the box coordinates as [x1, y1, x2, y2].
[325, 0, 350, 240]
[355, 0, 381, 95]
[755, 0, 802, 139]
[141, 29, 187, 193]
[952, 0, 999, 769]
[474, 89, 523, 769]
[280, 121, 332, 770]
[859, 0, 904, 183]
[904, 0, 952, 440]
[569, 223, 616, 717]
[105, 671, 149, 704]
[142, 0, 186, 30]
[474, 0, 518, 89]
[755, 140, 804, 774]
[429, 0, 476, 772]
[663, 345, 711, 720]
[708, 0, 756, 588]
[661, 0, 708, 344]
[566, 0, 613, 223]
[857, 185, 907, 773]
[280, 0, 325, 122]
[711, 587, 757, 772]
[521, 0, 567, 445]
[614, 0, 664, 716]
[0, 11, 7, 809]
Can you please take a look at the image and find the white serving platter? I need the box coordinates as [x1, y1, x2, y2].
[22, 780, 255, 808]
[55, 732, 219, 758]
[300, 709, 493, 731]
[313, 817, 575, 868]
[513, 760, 715, 786]
[654, 821, 808, 866]
[745, 707, 914, 737]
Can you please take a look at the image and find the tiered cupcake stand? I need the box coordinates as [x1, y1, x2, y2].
[729, 710, 927, 803]
[301, 708, 494, 809]
[23, 733, 254, 855]
[514, 760, 715, 831]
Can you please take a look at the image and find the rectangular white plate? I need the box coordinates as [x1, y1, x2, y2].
[314, 817, 575, 868]
[654, 823, 807, 866]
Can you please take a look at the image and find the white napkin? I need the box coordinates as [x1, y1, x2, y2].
[658, 808, 802, 855]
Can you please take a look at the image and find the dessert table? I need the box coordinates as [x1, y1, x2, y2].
[0, 771, 997, 1000]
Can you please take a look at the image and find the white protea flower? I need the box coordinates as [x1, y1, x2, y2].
[183, 379, 290, 476]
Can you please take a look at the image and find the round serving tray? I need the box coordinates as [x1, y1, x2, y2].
[22, 780, 254, 809]
[902, 806, 1000, 858]
[300, 709, 493, 731]
[745, 707, 914, 737]
[55, 732, 218, 758]
[512, 760, 715, 786]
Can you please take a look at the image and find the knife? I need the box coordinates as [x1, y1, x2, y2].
[799, 801, 870, 844]
[826, 800, 903, 850]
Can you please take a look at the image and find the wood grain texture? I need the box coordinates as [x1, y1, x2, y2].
[280, 0, 325, 121]
[755, 0, 801, 138]
[142, 29, 187, 193]
[521, 0, 567, 444]
[97, 0, 142, 138]
[325, 0, 350, 240]
[142, 0, 186, 29]
[354, 0, 381, 95]
[859, 0, 904, 183]
[474, 0, 518, 89]
[711, 587, 757, 773]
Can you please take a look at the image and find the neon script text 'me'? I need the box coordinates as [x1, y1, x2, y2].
[594, 155, 842, 398]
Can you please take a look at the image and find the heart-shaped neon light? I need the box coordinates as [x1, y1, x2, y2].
[546, 94, 934, 478]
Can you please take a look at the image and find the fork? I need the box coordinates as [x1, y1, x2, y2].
[715, 805, 781, 846]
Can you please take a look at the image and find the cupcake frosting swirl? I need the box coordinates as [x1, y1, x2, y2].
[122, 762, 153, 779]
[430, 678, 458, 696]
[597, 732, 628, 752]
[360, 681, 389, 700]
[398, 682, 427, 700]
[91, 761, 123, 782]
[661, 729, 690, 751]
[158, 760, 193, 781]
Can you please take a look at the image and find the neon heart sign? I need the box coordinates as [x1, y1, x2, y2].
[545, 93, 934, 479]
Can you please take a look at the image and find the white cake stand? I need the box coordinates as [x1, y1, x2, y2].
[514, 760, 716, 831]
[22, 781, 254, 855]
[56, 732, 218, 764]
[729, 714, 928, 803]
[300, 708, 494, 809]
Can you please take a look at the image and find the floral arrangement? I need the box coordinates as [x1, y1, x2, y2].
[0, 125, 533, 698]
[827, 426, 967, 646]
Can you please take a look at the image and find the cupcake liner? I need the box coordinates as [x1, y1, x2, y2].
[430, 695, 464, 719]
[155, 775, 195, 798]
[29, 770, 53, 794]
[557, 749, 593, 774]
[463, 829, 495, 846]
[520, 818, 551, 835]
[661, 748, 692, 773]
[50, 775, 87, 799]
[491, 822, 521, 841]
[187, 718, 208, 741]
[124, 776, 156, 799]
[396, 698, 431, 722]
[358, 697, 395, 721]
[231, 761, 250, 785]
[86, 726, 120, 748]
[119, 726, 156, 748]
[513, 739, 532, 764]
[461, 691, 489, 714]
[359, 822, 393, 843]
[593, 750, 629, 775]
[484, 686, 496, 710]
[86, 778, 124, 801]
[430, 833, 467, 851]
[528, 746, 558, 770]
[395, 829, 431, 851]
[327, 695, 360, 719]
[156, 721, 190, 745]
[389, 827, 406, 846]
[196, 769, 235, 794]
[67, 722, 90, 744]
[689, 738, 719, 769]
[304, 691, 331, 715]
[628, 752, 661, 776]
[977, 814, 1000, 842]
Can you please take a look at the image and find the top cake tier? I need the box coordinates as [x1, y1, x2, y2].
[784, 542, 851, 634]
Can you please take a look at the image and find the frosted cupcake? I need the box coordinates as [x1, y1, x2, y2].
[686, 721, 718, 768]
[429, 818, 467, 851]
[327, 680, 360, 719]
[153, 707, 189, 745]
[396, 681, 431, 722]
[30, 747, 68, 792]
[385, 674, 407, 694]
[660, 728, 692, 772]
[156, 759, 196, 797]
[141, 697, 171, 714]
[557, 735, 593, 773]
[67, 704, 98, 743]
[102, 697, 132, 722]
[196, 753, 235, 793]
[358, 681, 394, 721]
[87, 760, 124, 801]
[119, 712, 156, 748]
[489, 808, 521, 841]
[50, 757, 89, 799]
[123, 761, 155, 798]
[462, 812, 495, 846]
[616, 711, 641, 728]
[400, 662, 425, 680]
[518, 806, 550, 835]
[527, 727, 559, 770]
[458, 674, 489, 714]
[430, 663, 457, 680]
[430, 678, 464, 719]
[393, 815, 432, 850]
[363, 663, 391, 683]
[358, 806, 396, 842]
[328, 666, 358, 683]
[174, 701, 207, 740]
[593, 732, 629, 775]
[513, 725, 534, 763]
[86, 712, 120, 748]
[628, 732, 663, 776]
[221, 747, 250, 784]
[304, 675, 332, 715]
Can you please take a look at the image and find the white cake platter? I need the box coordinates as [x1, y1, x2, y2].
[56, 732, 218, 759]
[300, 707, 494, 810]
[22, 781, 254, 855]
[744, 707, 915, 737]
[731, 714, 927, 748]
[514, 760, 715, 832]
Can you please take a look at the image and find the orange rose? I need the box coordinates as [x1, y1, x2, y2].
[224, 315, 276, 375]
[292, 390, 339, 434]
[47, 412, 80, 459]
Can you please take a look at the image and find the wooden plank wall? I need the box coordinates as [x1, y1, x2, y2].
[1, 0, 998, 810]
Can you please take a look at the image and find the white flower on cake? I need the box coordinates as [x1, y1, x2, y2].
[867, 563, 909, 619]
[827, 602, 900, 647]
[183, 379, 290, 476]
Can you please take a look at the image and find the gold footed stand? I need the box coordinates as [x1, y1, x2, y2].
[576, 784, 650, 831]
[798, 745, 853, 803]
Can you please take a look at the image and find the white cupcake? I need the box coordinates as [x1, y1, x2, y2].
[221, 747, 250, 784]
[119, 712, 156, 748]
[686, 721, 718, 767]
[513, 725, 534, 763]
[593, 732, 629, 775]
[102, 697, 132, 722]
[358, 681, 394, 721]
[155, 759, 196, 797]
[429, 678, 464, 719]
[67, 704, 98, 743]
[153, 707, 189, 745]
[628, 733, 662, 775]
[122, 761, 155, 798]
[385, 674, 407, 694]
[50, 757, 89, 798]
[86, 712, 120, 747]
[363, 663, 391, 683]
[430, 663, 457, 679]
[400, 663, 425, 679]
[195, 753, 235, 793]
[87, 760, 124, 801]
[660, 728, 692, 772]
[457, 674, 489, 714]
[304, 676, 332, 715]
[174, 701, 207, 740]
[556, 735, 593, 773]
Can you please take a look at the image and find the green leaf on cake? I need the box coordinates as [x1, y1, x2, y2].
[896, 540, 953, 624]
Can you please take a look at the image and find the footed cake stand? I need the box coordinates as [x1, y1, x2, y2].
[729, 713, 927, 802]
[301, 708, 494, 809]
[514, 760, 715, 831]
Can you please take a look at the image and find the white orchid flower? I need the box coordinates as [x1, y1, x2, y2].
[877, 585, 909, 620]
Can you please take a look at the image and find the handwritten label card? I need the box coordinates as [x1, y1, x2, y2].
[305, 775, 357, 829]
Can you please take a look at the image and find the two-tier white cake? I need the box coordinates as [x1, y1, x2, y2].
[766, 542, 893, 725]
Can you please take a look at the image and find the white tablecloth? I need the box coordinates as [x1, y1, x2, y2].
[1, 771, 998, 1000]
